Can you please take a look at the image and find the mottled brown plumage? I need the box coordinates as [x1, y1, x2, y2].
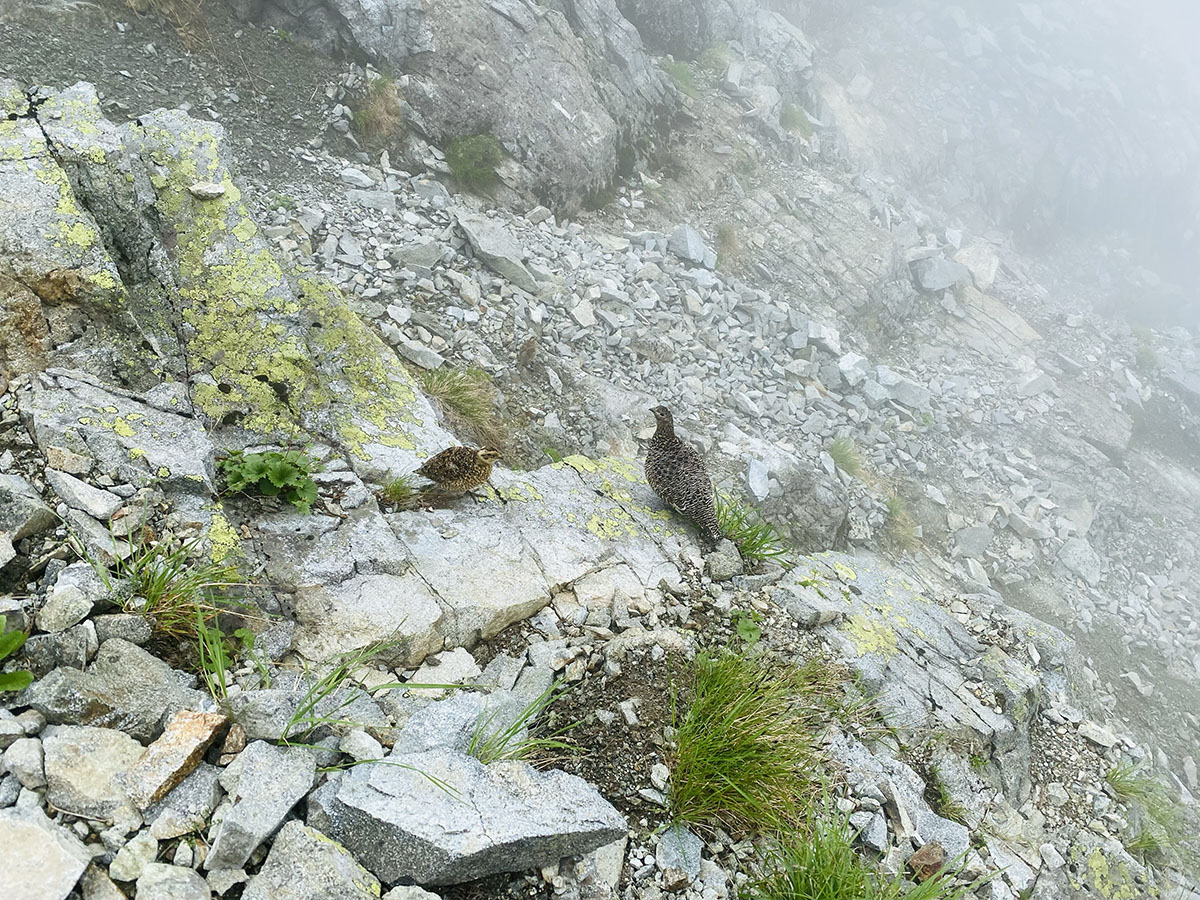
[644, 406, 722, 547]
[416, 446, 501, 496]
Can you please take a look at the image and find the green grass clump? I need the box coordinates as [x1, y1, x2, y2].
[468, 679, 576, 764]
[108, 535, 240, 642]
[750, 796, 983, 900]
[781, 101, 813, 138]
[418, 366, 507, 447]
[927, 766, 969, 825]
[696, 42, 731, 74]
[354, 77, 405, 148]
[829, 437, 867, 479]
[446, 134, 504, 193]
[716, 223, 742, 271]
[660, 60, 701, 99]
[1131, 325, 1158, 372]
[669, 650, 851, 833]
[0, 615, 34, 693]
[1106, 763, 1189, 861]
[220, 450, 320, 514]
[714, 493, 792, 565]
[884, 494, 921, 552]
[380, 474, 417, 508]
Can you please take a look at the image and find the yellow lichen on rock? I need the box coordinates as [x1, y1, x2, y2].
[842, 613, 899, 658]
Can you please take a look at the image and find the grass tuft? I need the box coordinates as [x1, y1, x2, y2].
[1106, 763, 1189, 861]
[353, 76, 405, 148]
[446, 134, 504, 193]
[380, 473, 418, 508]
[669, 650, 852, 833]
[468, 680, 577, 765]
[661, 60, 701, 99]
[696, 43, 731, 74]
[714, 493, 792, 565]
[750, 796, 984, 899]
[716, 223, 742, 272]
[418, 366, 507, 447]
[884, 494, 921, 552]
[106, 534, 240, 642]
[829, 436, 867, 479]
[781, 101, 814, 138]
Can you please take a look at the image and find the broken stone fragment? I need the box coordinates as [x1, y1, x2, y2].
[907, 840, 946, 881]
[122, 709, 229, 809]
[188, 181, 226, 199]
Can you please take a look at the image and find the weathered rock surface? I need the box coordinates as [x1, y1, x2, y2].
[242, 820, 381, 900]
[0, 807, 91, 900]
[205, 741, 316, 870]
[42, 725, 143, 820]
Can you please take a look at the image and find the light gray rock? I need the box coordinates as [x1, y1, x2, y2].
[850, 810, 888, 852]
[43, 725, 143, 819]
[3, 737, 45, 789]
[108, 830, 159, 882]
[81, 865, 128, 900]
[227, 687, 387, 742]
[0, 807, 91, 900]
[92, 613, 152, 645]
[457, 212, 539, 294]
[45, 469, 124, 521]
[312, 747, 626, 885]
[911, 255, 970, 291]
[145, 762, 223, 840]
[875, 366, 931, 408]
[705, 540, 744, 582]
[383, 887, 442, 900]
[205, 742, 316, 870]
[394, 337, 445, 370]
[745, 458, 770, 501]
[0, 473, 57, 542]
[838, 352, 872, 387]
[345, 188, 396, 213]
[37, 561, 107, 634]
[242, 820, 381, 900]
[1017, 373, 1056, 397]
[1057, 538, 1103, 586]
[953, 241, 1000, 291]
[667, 225, 708, 265]
[807, 321, 842, 355]
[136, 863, 210, 900]
[655, 823, 702, 881]
[772, 581, 846, 627]
[954, 526, 993, 559]
[1078, 721, 1118, 748]
[23, 639, 204, 742]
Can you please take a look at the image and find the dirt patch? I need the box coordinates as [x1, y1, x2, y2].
[546, 646, 691, 824]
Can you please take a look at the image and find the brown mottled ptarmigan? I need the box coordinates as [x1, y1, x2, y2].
[644, 405, 722, 547]
[415, 446, 502, 501]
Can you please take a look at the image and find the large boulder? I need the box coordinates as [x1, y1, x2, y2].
[233, 0, 674, 212]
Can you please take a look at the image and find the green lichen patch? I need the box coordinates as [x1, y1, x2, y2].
[132, 111, 424, 458]
[842, 613, 899, 658]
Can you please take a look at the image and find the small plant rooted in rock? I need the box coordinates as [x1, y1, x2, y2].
[830, 436, 867, 479]
[353, 76, 405, 148]
[660, 59, 700, 99]
[0, 615, 34, 693]
[219, 449, 321, 514]
[714, 493, 792, 565]
[418, 366, 507, 447]
[468, 679, 577, 765]
[446, 134, 504, 193]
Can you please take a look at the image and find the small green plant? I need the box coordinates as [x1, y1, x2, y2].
[927, 766, 969, 825]
[696, 42, 730, 74]
[468, 680, 577, 764]
[780, 101, 813, 138]
[660, 60, 700, 99]
[353, 76, 405, 148]
[669, 650, 851, 833]
[418, 366, 507, 447]
[108, 535, 240, 641]
[885, 494, 921, 552]
[829, 436, 867, 479]
[968, 754, 989, 773]
[233, 626, 272, 687]
[716, 223, 742, 271]
[380, 474, 417, 508]
[1131, 325, 1158, 372]
[270, 192, 297, 211]
[220, 450, 320, 514]
[446, 134, 504, 193]
[750, 795, 984, 899]
[714, 493, 792, 565]
[0, 615, 34, 693]
[1106, 763, 1188, 861]
[196, 612, 234, 705]
[731, 609, 763, 646]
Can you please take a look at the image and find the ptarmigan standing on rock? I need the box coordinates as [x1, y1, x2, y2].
[644, 405, 723, 548]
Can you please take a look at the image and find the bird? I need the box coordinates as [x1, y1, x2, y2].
[644, 405, 722, 547]
[415, 445, 503, 501]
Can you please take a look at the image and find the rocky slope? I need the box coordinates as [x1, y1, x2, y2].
[1, 1, 1200, 899]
